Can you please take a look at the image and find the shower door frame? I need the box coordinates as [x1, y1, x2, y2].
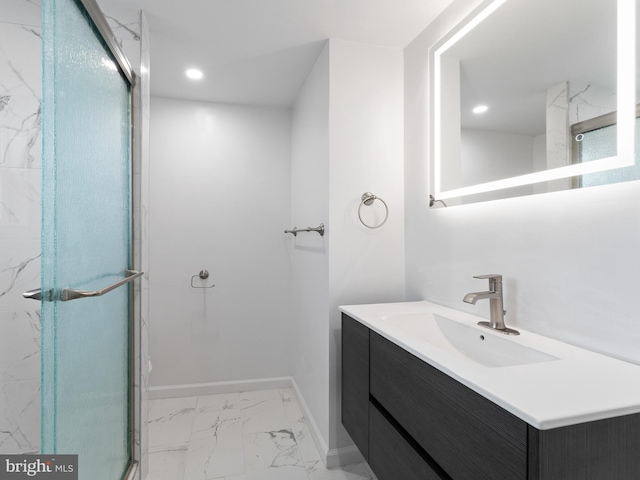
[71, 1, 141, 478]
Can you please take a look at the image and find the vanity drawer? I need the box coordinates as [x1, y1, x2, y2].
[370, 332, 527, 480]
[369, 401, 448, 480]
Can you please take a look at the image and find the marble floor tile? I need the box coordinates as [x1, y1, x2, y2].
[185, 408, 245, 479]
[196, 392, 241, 412]
[237, 391, 291, 436]
[291, 421, 321, 463]
[148, 445, 188, 480]
[279, 388, 304, 423]
[243, 429, 308, 480]
[148, 396, 197, 447]
[148, 388, 378, 480]
[236, 388, 282, 407]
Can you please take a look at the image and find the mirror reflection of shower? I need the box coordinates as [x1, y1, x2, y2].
[433, 0, 638, 204]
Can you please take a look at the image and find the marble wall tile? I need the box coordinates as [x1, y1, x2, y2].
[0, 168, 40, 237]
[136, 10, 150, 480]
[569, 81, 617, 125]
[0, 239, 40, 303]
[0, 5, 42, 456]
[0, 309, 39, 383]
[103, 8, 141, 75]
[2, 0, 41, 26]
[0, 23, 42, 170]
[0, 379, 39, 453]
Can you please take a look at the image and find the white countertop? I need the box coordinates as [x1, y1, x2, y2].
[339, 301, 640, 430]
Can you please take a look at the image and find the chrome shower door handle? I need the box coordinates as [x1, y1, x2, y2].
[23, 288, 54, 301]
[23, 288, 42, 300]
[62, 269, 143, 301]
[22, 271, 142, 302]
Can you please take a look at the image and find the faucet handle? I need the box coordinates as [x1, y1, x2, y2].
[473, 274, 502, 281]
[473, 274, 502, 292]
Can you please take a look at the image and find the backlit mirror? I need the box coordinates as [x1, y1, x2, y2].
[431, 0, 638, 204]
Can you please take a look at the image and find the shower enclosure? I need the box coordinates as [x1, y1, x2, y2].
[1, 0, 149, 478]
[39, 0, 135, 477]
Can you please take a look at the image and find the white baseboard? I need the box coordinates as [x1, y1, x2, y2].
[288, 378, 365, 469]
[149, 376, 364, 469]
[148, 376, 292, 400]
[326, 445, 365, 469]
[288, 379, 330, 463]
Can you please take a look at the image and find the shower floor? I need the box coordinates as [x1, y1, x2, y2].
[148, 387, 376, 480]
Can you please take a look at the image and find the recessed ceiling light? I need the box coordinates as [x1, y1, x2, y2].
[185, 68, 203, 80]
[472, 105, 489, 114]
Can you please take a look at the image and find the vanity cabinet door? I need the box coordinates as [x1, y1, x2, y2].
[369, 402, 447, 480]
[370, 332, 527, 480]
[341, 314, 370, 460]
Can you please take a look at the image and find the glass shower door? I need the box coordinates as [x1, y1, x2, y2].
[40, 0, 134, 478]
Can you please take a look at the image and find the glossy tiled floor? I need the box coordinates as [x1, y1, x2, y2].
[148, 388, 376, 480]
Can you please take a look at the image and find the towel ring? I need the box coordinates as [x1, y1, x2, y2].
[358, 192, 388, 229]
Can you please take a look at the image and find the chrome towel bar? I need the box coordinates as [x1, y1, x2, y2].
[285, 223, 325, 237]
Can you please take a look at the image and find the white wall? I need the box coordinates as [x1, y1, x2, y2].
[328, 39, 405, 452]
[461, 129, 534, 186]
[405, 0, 640, 365]
[289, 39, 405, 464]
[290, 43, 331, 448]
[149, 97, 293, 386]
[460, 129, 535, 202]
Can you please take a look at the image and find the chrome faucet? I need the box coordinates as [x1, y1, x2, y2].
[463, 274, 519, 335]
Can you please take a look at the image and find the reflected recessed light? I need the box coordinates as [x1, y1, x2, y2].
[101, 58, 117, 71]
[472, 105, 489, 114]
[185, 68, 203, 80]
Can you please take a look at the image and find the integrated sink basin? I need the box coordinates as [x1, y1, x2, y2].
[381, 313, 558, 367]
[340, 300, 640, 430]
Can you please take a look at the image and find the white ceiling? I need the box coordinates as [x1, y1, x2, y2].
[450, 0, 618, 136]
[101, 0, 453, 106]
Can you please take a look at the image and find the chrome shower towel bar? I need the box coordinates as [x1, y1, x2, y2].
[285, 223, 325, 237]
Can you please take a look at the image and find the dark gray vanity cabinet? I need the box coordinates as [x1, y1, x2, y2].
[341, 313, 640, 480]
[370, 330, 527, 480]
[369, 403, 445, 480]
[341, 314, 370, 461]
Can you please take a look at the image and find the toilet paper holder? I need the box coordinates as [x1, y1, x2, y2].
[191, 270, 215, 289]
